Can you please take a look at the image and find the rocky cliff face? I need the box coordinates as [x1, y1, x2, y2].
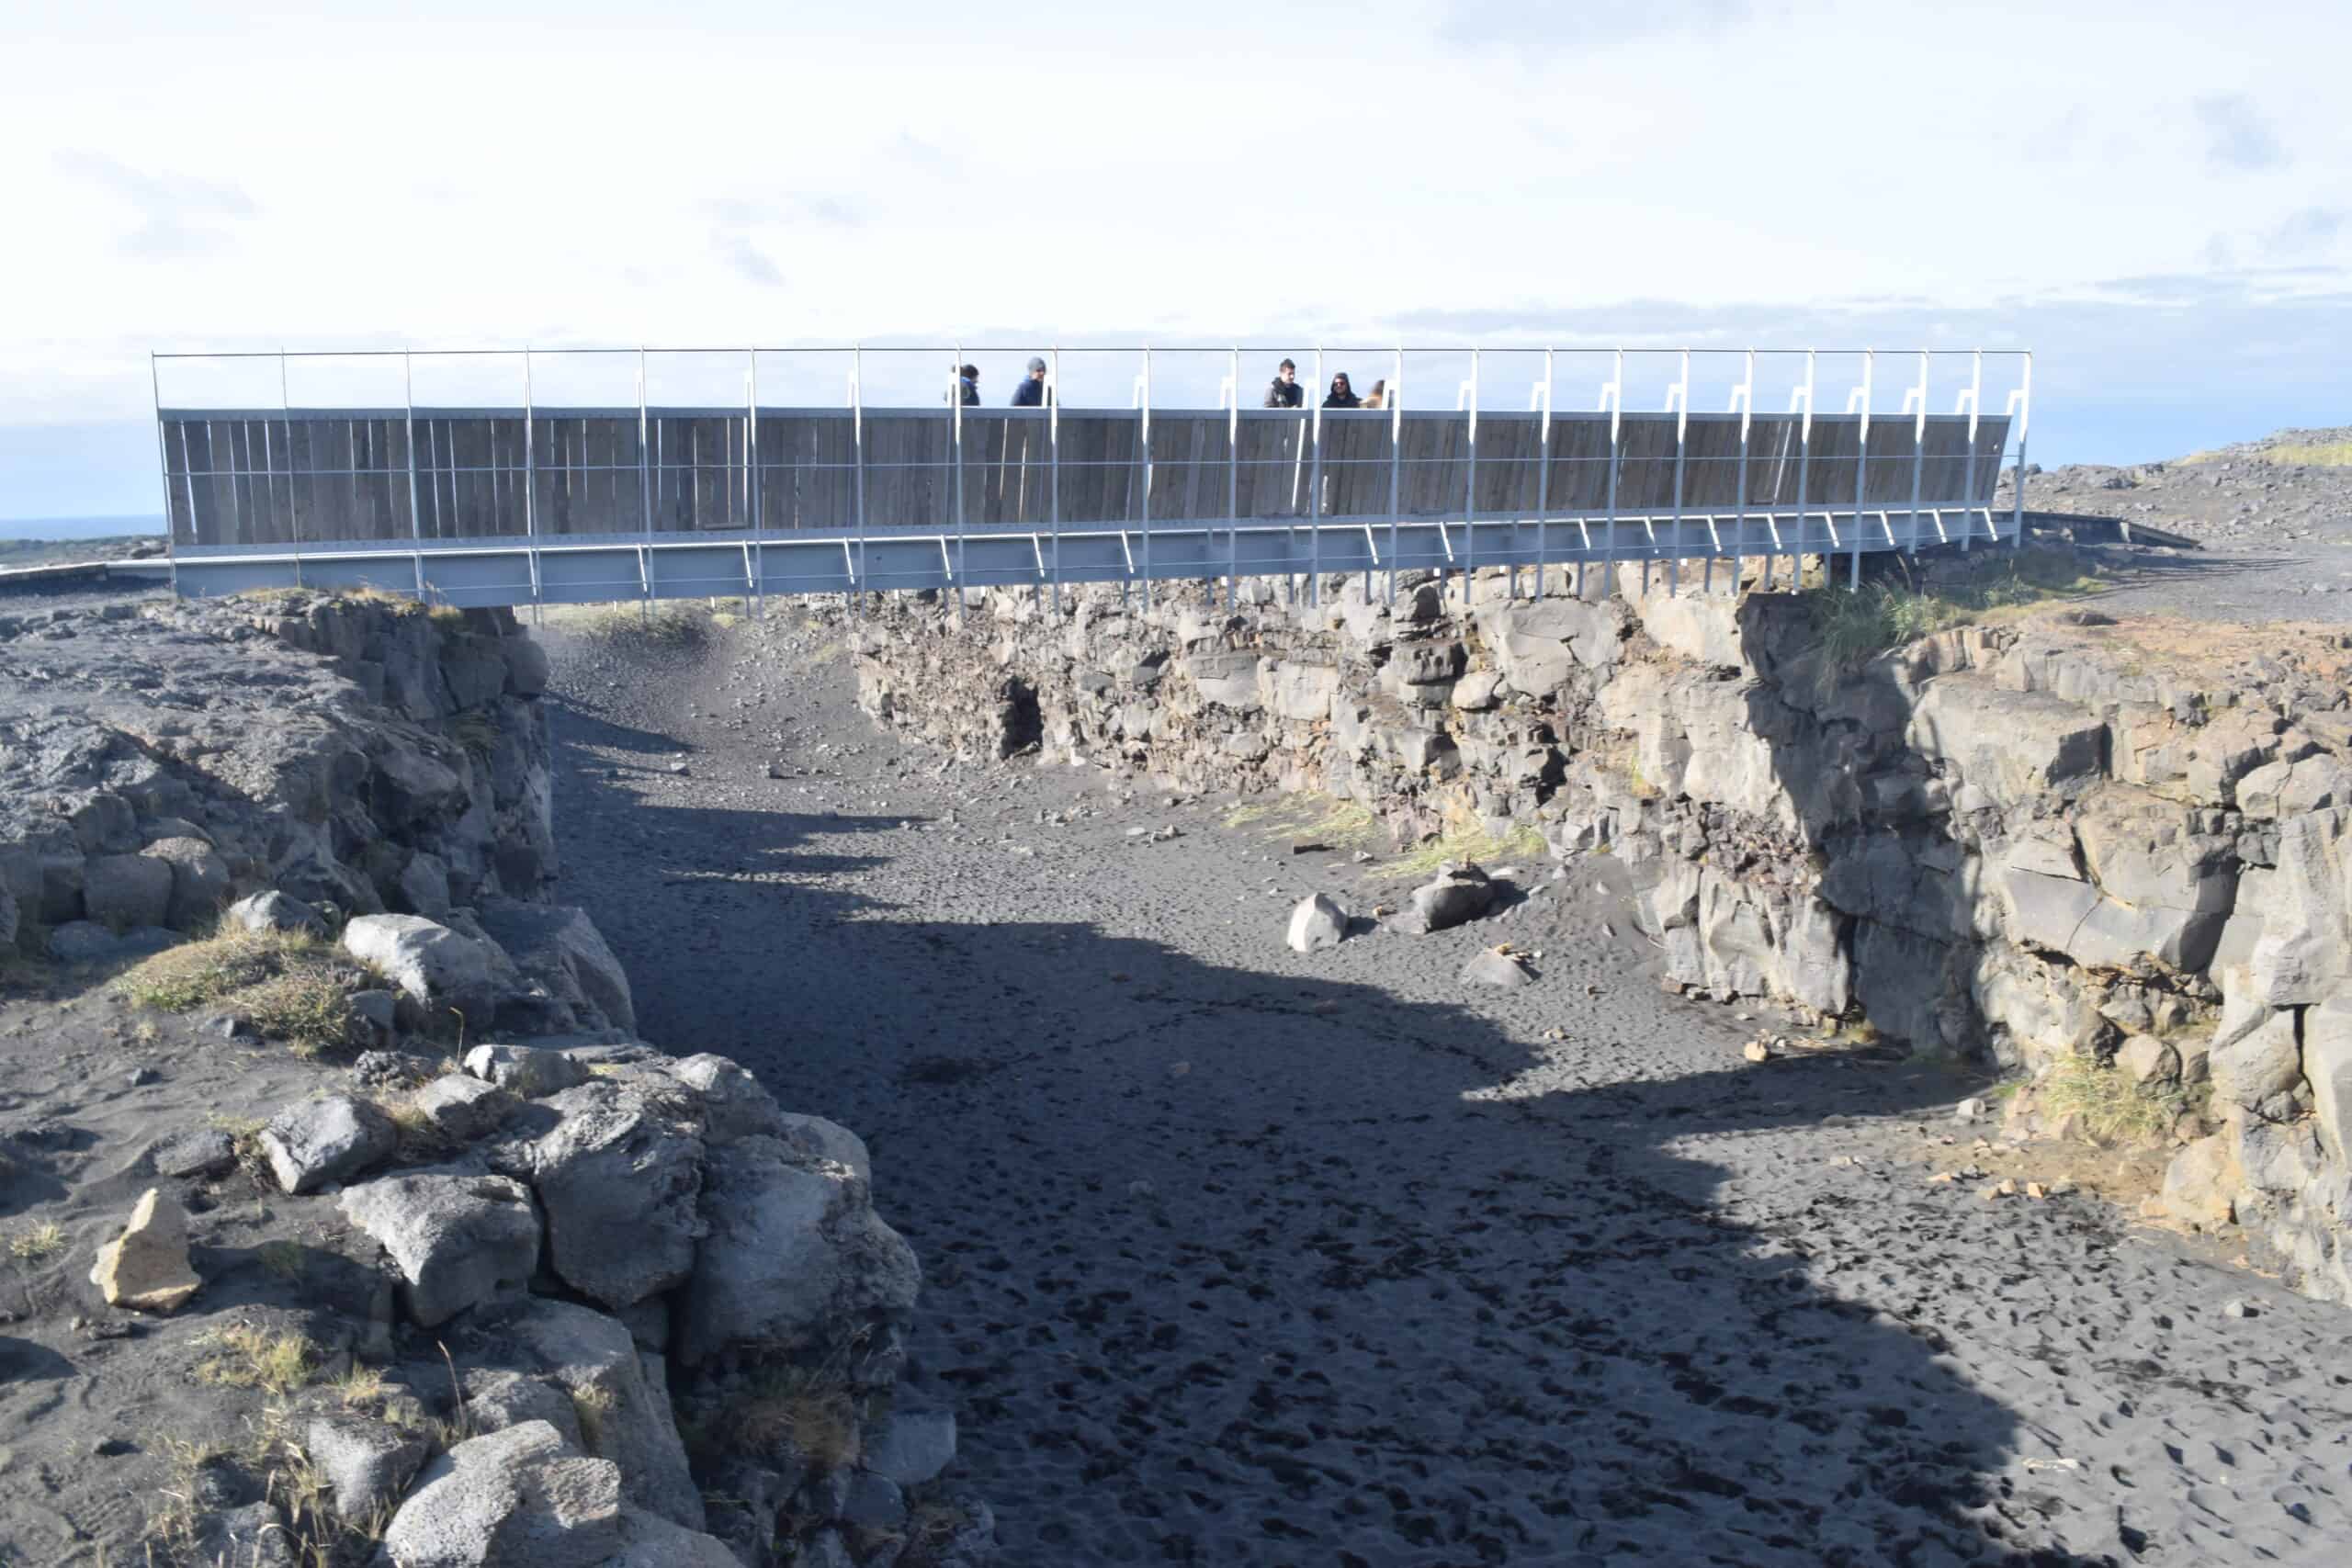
[1, 593, 987, 1567]
[2, 595, 556, 961]
[854, 571, 2352, 1303]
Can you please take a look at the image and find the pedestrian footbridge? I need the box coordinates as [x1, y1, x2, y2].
[151, 345, 2030, 606]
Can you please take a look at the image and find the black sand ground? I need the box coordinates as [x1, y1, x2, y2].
[544, 613, 2352, 1568]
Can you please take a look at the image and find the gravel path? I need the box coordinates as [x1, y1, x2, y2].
[548, 618, 2348, 1565]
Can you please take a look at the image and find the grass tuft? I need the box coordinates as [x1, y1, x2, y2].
[1371, 817, 1546, 882]
[2039, 1052, 2199, 1145]
[193, 1323, 320, 1395]
[1804, 547, 2100, 671]
[7, 1220, 66, 1263]
[118, 929, 367, 1054]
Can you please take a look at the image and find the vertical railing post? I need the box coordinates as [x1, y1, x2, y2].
[523, 348, 537, 547]
[1308, 345, 1324, 605]
[851, 348, 867, 621]
[1227, 344, 1241, 609]
[1793, 349, 1815, 588]
[1732, 349, 1753, 594]
[404, 351, 426, 599]
[1139, 345, 1153, 610]
[1464, 346, 1479, 601]
[2010, 353, 2032, 550]
[1602, 348, 1623, 597]
[1850, 348, 1871, 591]
[280, 351, 301, 587]
[953, 341, 967, 622]
[1669, 346, 1689, 597]
[1385, 345, 1402, 605]
[1962, 347, 1982, 556]
[151, 354, 178, 594]
[1906, 351, 1928, 558]
[1534, 347, 1553, 601]
[636, 345, 651, 555]
[747, 347, 762, 615]
[1047, 346, 1061, 614]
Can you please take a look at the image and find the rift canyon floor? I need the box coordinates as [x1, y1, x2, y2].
[545, 615, 2350, 1568]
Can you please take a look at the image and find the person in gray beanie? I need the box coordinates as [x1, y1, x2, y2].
[1011, 356, 1050, 406]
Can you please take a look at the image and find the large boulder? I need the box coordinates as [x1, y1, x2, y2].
[503, 1297, 705, 1531]
[1285, 894, 1347, 953]
[142, 836, 232, 930]
[472, 900, 637, 1034]
[2302, 996, 2352, 1164]
[259, 1095, 397, 1194]
[1391, 863, 1497, 935]
[82, 852, 172, 931]
[379, 1420, 622, 1568]
[675, 1133, 921, 1366]
[339, 1170, 542, 1327]
[502, 1077, 706, 1310]
[225, 889, 328, 939]
[306, 1414, 431, 1519]
[343, 914, 504, 1024]
[2247, 807, 2352, 1006]
[465, 1043, 590, 1100]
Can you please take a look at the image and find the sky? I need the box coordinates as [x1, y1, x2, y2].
[3, 0, 2347, 527]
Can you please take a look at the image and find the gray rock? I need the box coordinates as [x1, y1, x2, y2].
[153, 1127, 236, 1179]
[662, 1054, 785, 1145]
[340, 1169, 542, 1326]
[1285, 894, 1347, 953]
[82, 852, 173, 931]
[379, 1419, 623, 1568]
[1954, 1097, 1989, 1123]
[343, 913, 504, 1023]
[349, 987, 400, 1044]
[799, 1528, 856, 1568]
[87, 1188, 202, 1313]
[676, 1133, 921, 1366]
[860, 1408, 956, 1487]
[772, 1113, 873, 1185]
[2302, 996, 2352, 1164]
[503, 1297, 705, 1532]
[191, 1502, 295, 1568]
[0, 878, 16, 950]
[305, 1413, 430, 1519]
[503, 1077, 706, 1310]
[46, 919, 123, 964]
[1459, 947, 1533, 989]
[465, 1043, 592, 1099]
[503, 637, 552, 698]
[1399, 863, 1497, 934]
[135, 837, 230, 931]
[2209, 1008, 2303, 1118]
[225, 890, 328, 939]
[413, 1073, 518, 1141]
[259, 1095, 397, 1194]
[400, 852, 454, 919]
[461, 1370, 584, 1450]
[602, 1506, 741, 1567]
[472, 901, 637, 1034]
[840, 1471, 907, 1529]
[2116, 1033, 2181, 1086]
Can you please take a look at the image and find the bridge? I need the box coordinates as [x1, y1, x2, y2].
[151, 345, 2030, 608]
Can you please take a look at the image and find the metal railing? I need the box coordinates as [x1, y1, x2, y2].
[152, 344, 2030, 610]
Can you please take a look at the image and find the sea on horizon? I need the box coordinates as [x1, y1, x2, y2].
[0, 514, 166, 543]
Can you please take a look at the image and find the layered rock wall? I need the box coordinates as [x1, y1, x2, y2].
[853, 571, 2352, 1303]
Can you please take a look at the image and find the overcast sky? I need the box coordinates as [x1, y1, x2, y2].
[4, 0, 2347, 522]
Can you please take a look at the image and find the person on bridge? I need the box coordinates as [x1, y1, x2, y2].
[1011, 357, 1049, 406]
[1323, 372, 1361, 409]
[1361, 378, 1389, 410]
[947, 364, 980, 406]
[1263, 358, 1303, 409]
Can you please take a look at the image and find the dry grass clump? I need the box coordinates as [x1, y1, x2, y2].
[7, 1219, 66, 1263]
[1372, 815, 1546, 882]
[2039, 1053, 2198, 1145]
[1222, 791, 1380, 846]
[726, 1362, 862, 1468]
[119, 929, 370, 1055]
[1804, 547, 2099, 671]
[193, 1323, 321, 1396]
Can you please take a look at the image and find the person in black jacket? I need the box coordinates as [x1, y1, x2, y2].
[1263, 358, 1303, 409]
[1011, 356, 1048, 406]
[946, 364, 980, 406]
[1323, 372, 1360, 409]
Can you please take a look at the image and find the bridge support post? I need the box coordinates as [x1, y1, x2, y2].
[1533, 348, 1553, 601]
[1139, 346, 1153, 613]
[1048, 346, 1061, 615]
[1385, 346, 1402, 607]
[1731, 349, 1753, 595]
[2010, 353, 2032, 550]
[1308, 345, 1324, 607]
[1851, 349, 1871, 592]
